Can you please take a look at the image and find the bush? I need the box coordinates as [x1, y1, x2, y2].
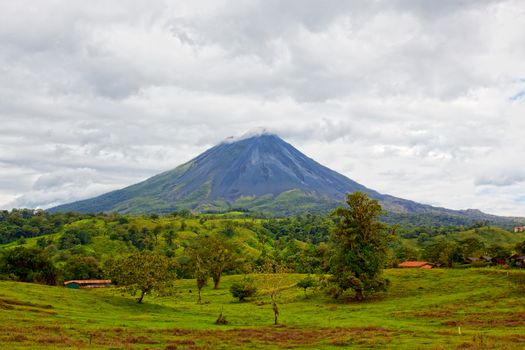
[229, 277, 257, 301]
[297, 275, 317, 297]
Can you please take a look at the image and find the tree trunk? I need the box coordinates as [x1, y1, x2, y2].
[198, 288, 202, 304]
[355, 289, 364, 301]
[213, 274, 221, 289]
[272, 301, 279, 325]
[137, 290, 146, 303]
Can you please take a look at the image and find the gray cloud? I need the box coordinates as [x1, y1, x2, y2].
[1, 0, 525, 215]
[476, 171, 525, 187]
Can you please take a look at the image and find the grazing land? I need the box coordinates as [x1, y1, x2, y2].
[1, 268, 525, 349]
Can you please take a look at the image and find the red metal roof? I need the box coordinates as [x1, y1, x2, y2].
[398, 261, 431, 268]
[64, 280, 111, 285]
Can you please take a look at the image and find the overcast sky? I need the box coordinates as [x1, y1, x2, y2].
[1, 0, 525, 216]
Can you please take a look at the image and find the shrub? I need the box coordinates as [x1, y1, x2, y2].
[297, 275, 317, 297]
[229, 277, 257, 301]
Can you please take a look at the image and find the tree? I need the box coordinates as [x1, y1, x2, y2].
[257, 264, 292, 325]
[165, 230, 176, 248]
[328, 192, 390, 301]
[486, 244, 511, 263]
[194, 257, 209, 304]
[62, 256, 103, 281]
[458, 237, 485, 259]
[515, 240, 525, 255]
[0, 247, 58, 285]
[391, 241, 420, 265]
[220, 221, 236, 238]
[229, 276, 257, 301]
[36, 236, 54, 249]
[188, 234, 241, 289]
[297, 275, 317, 298]
[152, 225, 162, 247]
[58, 228, 92, 249]
[107, 251, 174, 303]
[422, 237, 461, 267]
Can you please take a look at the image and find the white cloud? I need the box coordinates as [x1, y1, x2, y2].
[1, 0, 525, 216]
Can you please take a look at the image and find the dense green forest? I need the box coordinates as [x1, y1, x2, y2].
[1, 204, 525, 289]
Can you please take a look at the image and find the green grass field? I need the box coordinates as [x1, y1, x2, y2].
[1, 268, 525, 349]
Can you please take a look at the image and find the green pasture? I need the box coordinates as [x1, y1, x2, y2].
[1, 268, 525, 349]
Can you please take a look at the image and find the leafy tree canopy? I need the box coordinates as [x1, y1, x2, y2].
[0, 247, 58, 285]
[328, 192, 391, 301]
[106, 251, 175, 303]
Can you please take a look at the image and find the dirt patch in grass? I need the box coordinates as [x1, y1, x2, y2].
[443, 312, 525, 327]
[36, 334, 77, 346]
[0, 297, 55, 315]
[2, 333, 29, 342]
[79, 325, 398, 349]
[0, 300, 15, 310]
[124, 335, 159, 344]
[454, 333, 525, 350]
[413, 310, 455, 318]
[165, 339, 196, 348]
[33, 324, 63, 332]
[26, 307, 57, 315]
[162, 326, 398, 348]
[0, 324, 404, 349]
[498, 334, 525, 344]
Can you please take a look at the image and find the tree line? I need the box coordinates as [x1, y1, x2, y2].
[1, 193, 525, 306]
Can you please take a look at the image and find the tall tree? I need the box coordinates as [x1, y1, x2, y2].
[189, 234, 241, 289]
[107, 251, 174, 303]
[329, 192, 390, 301]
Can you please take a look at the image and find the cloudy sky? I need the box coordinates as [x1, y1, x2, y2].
[1, 0, 525, 216]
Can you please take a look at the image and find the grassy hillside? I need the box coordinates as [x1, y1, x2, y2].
[449, 226, 524, 246]
[1, 269, 525, 349]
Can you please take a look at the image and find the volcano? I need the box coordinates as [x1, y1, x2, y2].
[49, 132, 524, 227]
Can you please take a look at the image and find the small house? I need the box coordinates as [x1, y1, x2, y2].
[514, 226, 525, 233]
[64, 280, 112, 289]
[398, 261, 433, 269]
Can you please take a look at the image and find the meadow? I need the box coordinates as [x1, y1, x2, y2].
[1, 268, 525, 349]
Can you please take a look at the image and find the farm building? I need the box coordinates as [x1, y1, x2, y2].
[398, 261, 433, 269]
[514, 226, 525, 233]
[64, 280, 112, 289]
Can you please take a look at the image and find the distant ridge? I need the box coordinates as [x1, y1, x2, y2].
[49, 133, 525, 228]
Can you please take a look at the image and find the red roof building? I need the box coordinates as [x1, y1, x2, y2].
[64, 280, 112, 289]
[398, 261, 433, 269]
